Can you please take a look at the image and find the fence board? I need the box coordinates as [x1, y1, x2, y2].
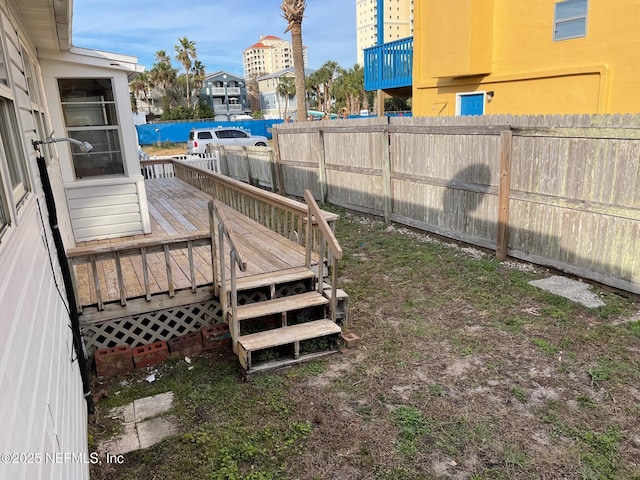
[272, 114, 640, 294]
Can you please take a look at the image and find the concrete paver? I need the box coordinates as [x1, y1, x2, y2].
[529, 275, 605, 308]
[137, 415, 179, 449]
[101, 391, 178, 456]
[133, 391, 174, 422]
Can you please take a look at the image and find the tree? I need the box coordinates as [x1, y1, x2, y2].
[317, 60, 340, 115]
[281, 0, 308, 122]
[149, 50, 177, 113]
[129, 71, 153, 113]
[276, 76, 296, 120]
[175, 37, 197, 107]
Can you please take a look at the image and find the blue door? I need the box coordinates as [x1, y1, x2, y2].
[459, 93, 485, 116]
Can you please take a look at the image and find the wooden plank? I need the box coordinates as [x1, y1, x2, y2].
[238, 319, 341, 351]
[513, 127, 640, 140]
[496, 130, 513, 261]
[233, 291, 328, 321]
[235, 267, 315, 291]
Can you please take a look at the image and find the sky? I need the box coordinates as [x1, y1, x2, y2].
[72, 0, 357, 77]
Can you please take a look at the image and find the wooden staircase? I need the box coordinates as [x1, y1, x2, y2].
[208, 190, 346, 375]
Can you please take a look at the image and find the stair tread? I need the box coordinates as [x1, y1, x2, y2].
[235, 267, 315, 291]
[234, 291, 328, 321]
[239, 319, 341, 351]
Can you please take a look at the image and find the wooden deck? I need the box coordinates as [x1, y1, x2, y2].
[71, 177, 314, 315]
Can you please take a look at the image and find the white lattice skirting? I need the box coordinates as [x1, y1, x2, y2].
[81, 283, 306, 360]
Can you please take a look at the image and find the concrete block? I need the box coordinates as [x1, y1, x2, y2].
[167, 332, 203, 359]
[95, 345, 133, 377]
[201, 324, 231, 352]
[341, 332, 360, 349]
[133, 341, 169, 369]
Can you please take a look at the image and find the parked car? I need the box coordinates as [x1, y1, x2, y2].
[186, 127, 268, 155]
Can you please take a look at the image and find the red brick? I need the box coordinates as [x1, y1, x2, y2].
[201, 324, 231, 352]
[95, 345, 133, 377]
[341, 332, 361, 349]
[132, 341, 169, 369]
[168, 332, 203, 359]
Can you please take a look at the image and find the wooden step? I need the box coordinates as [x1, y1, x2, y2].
[244, 350, 339, 378]
[238, 319, 342, 370]
[235, 266, 315, 292]
[233, 291, 328, 322]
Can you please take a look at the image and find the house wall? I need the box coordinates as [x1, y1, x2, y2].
[413, 0, 640, 116]
[0, 2, 89, 479]
[40, 50, 151, 242]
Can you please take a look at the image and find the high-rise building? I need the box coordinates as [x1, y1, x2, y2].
[243, 35, 308, 79]
[356, 0, 414, 65]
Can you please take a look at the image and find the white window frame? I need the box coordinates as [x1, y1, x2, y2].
[58, 78, 126, 179]
[455, 91, 487, 116]
[553, 0, 588, 42]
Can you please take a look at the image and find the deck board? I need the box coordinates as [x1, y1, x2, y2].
[72, 177, 314, 309]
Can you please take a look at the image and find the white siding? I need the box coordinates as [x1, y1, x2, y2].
[66, 179, 146, 240]
[0, 200, 88, 480]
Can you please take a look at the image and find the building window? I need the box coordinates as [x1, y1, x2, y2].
[58, 78, 124, 178]
[554, 0, 588, 41]
[0, 98, 30, 204]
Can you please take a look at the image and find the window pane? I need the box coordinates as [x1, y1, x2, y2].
[555, 18, 587, 40]
[58, 78, 115, 102]
[0, 98, 29, 202]
[62, 102, 118, 127]
[69, 129, 124, 178]
[556, 0, 587, 19]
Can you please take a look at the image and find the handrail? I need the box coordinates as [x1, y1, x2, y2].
[304, 189, 343, 324]
[304, 190, 342, 261]
[208, 199, 248, 353]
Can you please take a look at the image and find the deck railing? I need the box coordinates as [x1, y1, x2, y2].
[364, 36, 413, 91]
[67, 232, 213, 315]
[304, 190, 343, 323]
[208, 199, 247, 351]
[142, 158, 338, 257]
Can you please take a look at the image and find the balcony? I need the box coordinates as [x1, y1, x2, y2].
[209, 87, 226, 96]
[364, 36, 413, 92]
[227, 87, 241, 95]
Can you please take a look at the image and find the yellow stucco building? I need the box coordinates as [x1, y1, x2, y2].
[413, 0, 640, 116]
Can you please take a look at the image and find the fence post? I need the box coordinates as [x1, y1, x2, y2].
[272, 126, 285, 194]
[496, 129, 513, 261]
[317, 129, 328, 204]
[381, 117, 392, 223]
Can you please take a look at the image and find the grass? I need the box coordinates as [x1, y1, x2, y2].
[90, 208, 640, 480]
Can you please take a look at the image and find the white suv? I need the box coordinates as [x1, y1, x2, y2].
[186, 128, 268, 155]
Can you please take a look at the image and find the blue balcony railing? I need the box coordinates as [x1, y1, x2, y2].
[364, 36, 413, 92]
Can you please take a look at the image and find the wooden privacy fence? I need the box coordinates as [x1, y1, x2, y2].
[205, 144, 277, 190]
[272, 114, 640, 295]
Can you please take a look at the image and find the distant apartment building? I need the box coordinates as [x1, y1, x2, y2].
[356, 0, 414, 65]
[257, 67, 315, 120]
[199, 71, 250, 121]
[243, 35, 308, 79]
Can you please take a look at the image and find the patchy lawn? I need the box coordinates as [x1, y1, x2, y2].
[89, 209, 640, 480]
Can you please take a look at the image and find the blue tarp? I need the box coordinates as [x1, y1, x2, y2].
[136, 119, 284, 145]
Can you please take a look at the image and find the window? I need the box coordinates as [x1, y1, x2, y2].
[554, 0, 588, 41]
[0, 98, 30, 204]
[58, 78, 124, 178]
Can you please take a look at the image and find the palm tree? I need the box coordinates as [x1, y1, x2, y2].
[130, 71, 153, 113]
[150, 50, 177, 112]
[318, 60, 340, 115]
[191, 60, 206, 100]
[281, 0, 308, 122]
[175, 37, 197, 107]
[276, 76, 296, 120]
